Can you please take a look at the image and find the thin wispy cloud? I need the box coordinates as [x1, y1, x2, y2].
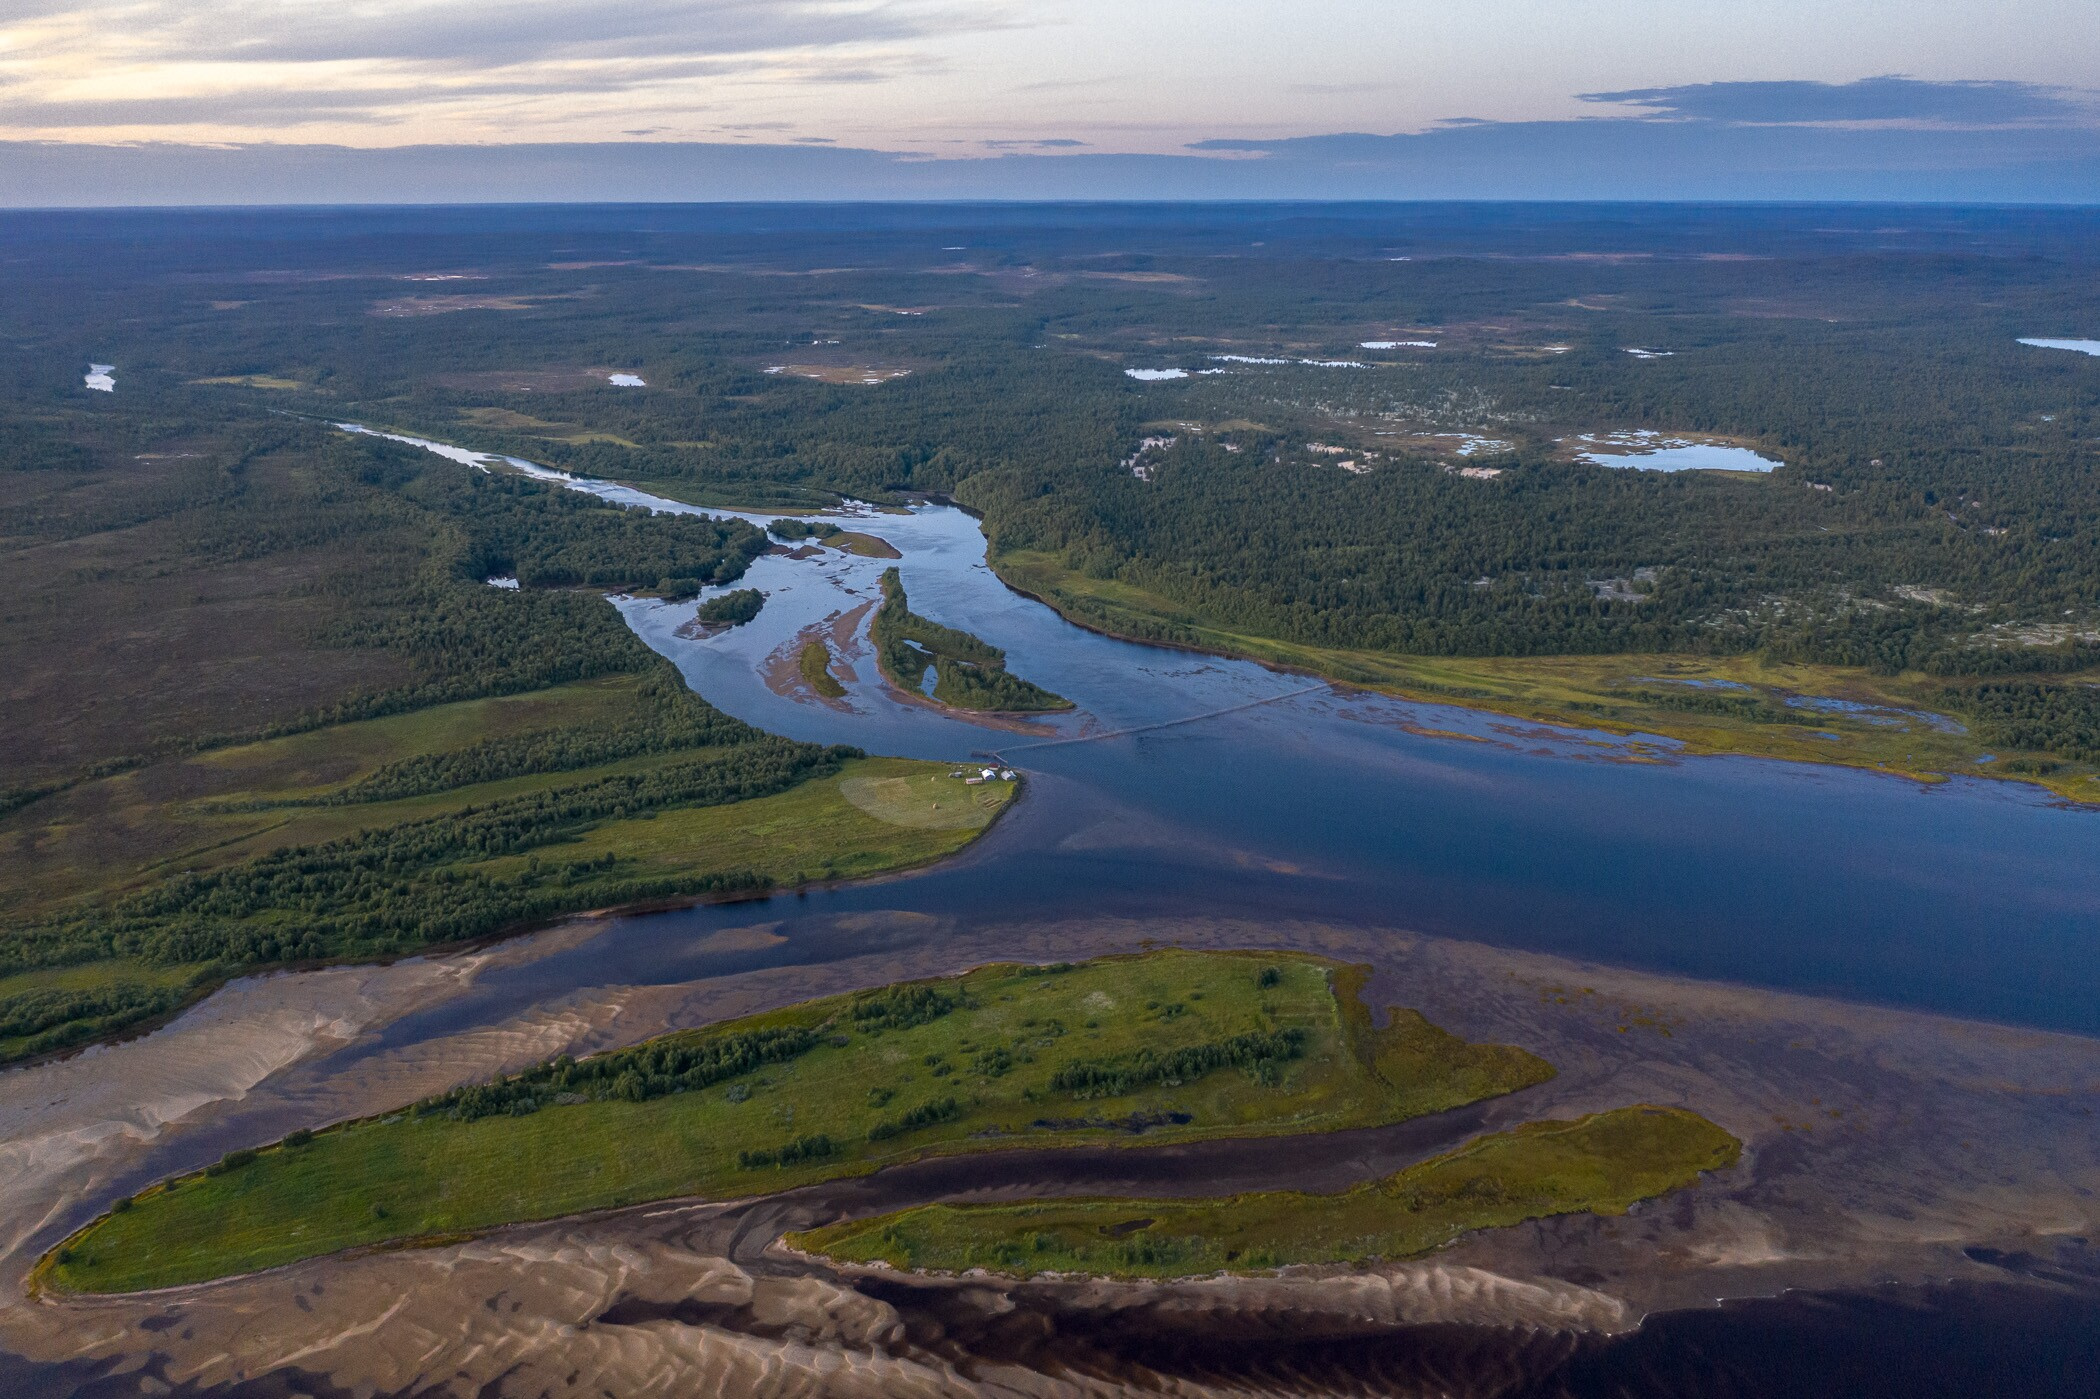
[6, 0, 988, 67]
[0, 0, 1011, 139]
[1579, 77, 2095, 128]
[0, 0, 2095, 198]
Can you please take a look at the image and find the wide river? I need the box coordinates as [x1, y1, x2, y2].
[5, 433, 2096, 1396]
[358, 428, 2100, 1041]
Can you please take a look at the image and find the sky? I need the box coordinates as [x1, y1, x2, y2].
[1, 0, 2097, 203]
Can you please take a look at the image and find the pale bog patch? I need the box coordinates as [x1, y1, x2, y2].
[2018, 337, 2100, 356]
[840, 775, 998, 830]
[767, 365, 911, 385]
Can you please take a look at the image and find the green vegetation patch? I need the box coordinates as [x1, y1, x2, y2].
[799, 639, 847, 698]
[0, 747, 995, 1066]
[991, 550, 2100, 804]
[47, 950, 1549, 1293]
[694, 588, 766, 629]
[838, 771, 1011, 830]
[872, 568, 1071, 713]
[1946, 679, 2100, 765]
[791, 1106, 1740, 1279]
[6, 729, 851, 991]
[769, 518, 844, 542]
[0, 962, 203, 1064]
[487, 756, 1011, 888]
[443, 466, 767, 598]
[831, 531, 902, 559]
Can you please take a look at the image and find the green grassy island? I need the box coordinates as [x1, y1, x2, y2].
[47, 950, 1561, 1293]
[872, 568, 1072, 713]
[792, 1105, 1740, 1279]
[799, 639, 849, 697]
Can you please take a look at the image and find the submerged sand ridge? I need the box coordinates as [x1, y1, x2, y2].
[0, 958, 481, 1269]
[3, 913, 2098, 1393]
[3, 1207, 1630, 1398]
[0, 917, 626, 1296]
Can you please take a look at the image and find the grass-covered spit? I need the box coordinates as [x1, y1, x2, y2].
[47, 950, 1548, 1292]
[792, 1105, 1739, 1279]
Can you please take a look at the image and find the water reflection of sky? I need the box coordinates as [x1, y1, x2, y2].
[2018, 337, 2100, 357]
[366, 426, 2100, 1037]
[625, 491, 2099, 1038]
[1569, 431, 1780, 473]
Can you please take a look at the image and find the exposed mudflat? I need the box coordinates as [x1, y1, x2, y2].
[760, 603, 871, 708]
[3, 913, 2096, 1394]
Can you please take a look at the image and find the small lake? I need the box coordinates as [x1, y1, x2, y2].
[1571, 431, 1780, 473]
[2019, 337, 2100, 357]
[82, 363, 113, 392]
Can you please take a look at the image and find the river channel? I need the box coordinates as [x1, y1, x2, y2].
[5, 429, 2098, 1396]
[335, 428, 2100, 1042]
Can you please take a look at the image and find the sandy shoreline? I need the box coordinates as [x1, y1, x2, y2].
[2, 909, 2096, 1392]
[760, 602, 871, 708]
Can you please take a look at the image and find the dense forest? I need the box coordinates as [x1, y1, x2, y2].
[3, 204, 2098, 790]
[0, 413, 853, 1061]
[694, 588, 766, 627]
[871, 568, 1071, 712]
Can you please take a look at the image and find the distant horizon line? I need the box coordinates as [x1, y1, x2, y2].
[6, 197, 2100, 212]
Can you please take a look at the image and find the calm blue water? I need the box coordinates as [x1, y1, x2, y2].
[364, 434, 2100, 1038]
[2018, 337, 2100, 357]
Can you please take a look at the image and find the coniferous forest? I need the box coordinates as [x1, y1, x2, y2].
[5, 202, 2100, 1056]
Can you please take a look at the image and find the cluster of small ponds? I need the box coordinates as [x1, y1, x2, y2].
[1633, 676, 1967, 734]
[1120, 337, 2093, 476]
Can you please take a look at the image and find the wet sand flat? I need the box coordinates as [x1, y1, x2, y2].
[2, 913, 2095, 1394]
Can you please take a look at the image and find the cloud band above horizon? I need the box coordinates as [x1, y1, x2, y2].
[0, 0, 2095, 203]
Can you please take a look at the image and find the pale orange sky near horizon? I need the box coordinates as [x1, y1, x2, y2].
[1, 0, 2096, 151]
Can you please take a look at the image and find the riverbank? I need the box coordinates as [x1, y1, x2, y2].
[790, 1105, 1739, 1280]
[0, 731, 1016, 1067]
[5, 911, 2093, 1393]
[39, 950, 1559, 1293]
[990, 549, 2100, 805]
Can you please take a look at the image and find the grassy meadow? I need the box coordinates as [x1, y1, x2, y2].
[0, 664, 1008, 1064]
[47, 950, 1551, 1292]
[995, 549, 2100, 804]
[799, 639, 848, 697]
[792, 1106, 1740, 1279]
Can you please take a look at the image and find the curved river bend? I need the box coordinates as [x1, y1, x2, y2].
[2, 429, 2096, 1399]
[342, 428, 2099, 1041]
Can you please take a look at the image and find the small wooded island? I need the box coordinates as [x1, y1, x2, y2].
[44, 950, 1737, 1293]
[693, 587, 765, 631]
[872, 567, 1072, 712]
